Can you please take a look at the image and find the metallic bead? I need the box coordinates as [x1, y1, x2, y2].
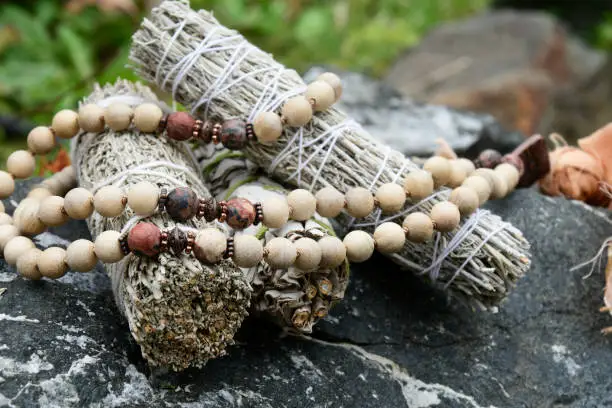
[218, 200, 228, 223]
[166, 112, 196, 141]
[224, 237, 235, 259]
[225, 198, 256, 230]
[158, 188, 168, 212]
[160, 231, 169, 253]
[165, 187, 199, 222]
[199, 120, 215, 143]
[119, 235, 130, 256]
[167, 228, 188, 255]
[201, 197, 220, 222]
[212, 123, 222, 144]
[127, 223, 162, 257]
[245, 123, 255, 141]
[157, 114, 168, 132]
[253, 202, 263, 225]
[185, 231, 196, 255]
[221, 119, 248, 150]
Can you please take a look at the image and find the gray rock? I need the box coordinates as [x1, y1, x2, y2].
[304, 67, 525, 158]
[1, 183, 611, 407]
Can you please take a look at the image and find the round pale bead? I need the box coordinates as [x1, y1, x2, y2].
[264, 237, 297, 269]
[403, 170, 434, 201]
[66, 239, 98, 272]
[78, 104, 105, 133]
[430, 201, 460, 233]
[64, 188, 94, 220]
[0, 225, 19, 250]
[194, 229, 227, 264]
[447, 161, 468, 188]
[423, 156, 451, 188]
[305, 81, 336, 111]
[317, 72, 343, 101]
[402, 212, 434, 243]
[281, 96, 313, 127]
[318, 236, 346, 268]
[315, 186, 345, 218]
[7, 150, 35, 179]
[133, 103, 163, 133]
[343, 230, 375, 263]
[94, 186, 126, 218]
[294, 237, 322, 271]
[495, 163, 520, 191]
[127, 182, 160, 216]
[105, 103, 133, 131]
[345, 187, 375, 218]
[287, 189, 317, 221]
[449, 186, 480, 216]
[233, 235, 264, 268]
[253, 111, 283, 143]
[51, 109, 79, 139]
[14, 198, 45, 236]
[375, 183, 406, 214]
[474, 168, 508, 199]
[27, 126, 56, 155]
[17, 248, 43, 280]
[455, 158, 476, 176]
[0, 171, 14, 199]
[0, 213, 11, 226]
[4, 236, 35, 266]
[462, 175, 491, 205]
[94, 230, 124, 263]
[28, 187, 53, 201]
[39, 196, 69, 227]
[373, 222, 406, 253]
[261, 196, 290, 228]
[38, 247, 68, 279]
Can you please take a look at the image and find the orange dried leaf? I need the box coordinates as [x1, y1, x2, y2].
[39, 148, 71, 176]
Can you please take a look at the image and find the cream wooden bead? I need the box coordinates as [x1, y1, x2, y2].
[38, 247, 68, 279]
[0, 200, 4, 213]
[4, 236, 35, 266]
[345, 187, 375, 218]
[253, 111, 283, 143]
[315, 186, 345, 218]
[233, 234, 263, 268]
[375, 183, 406, 214]
[423, 156, 451, 188]
[127, 182, 160, 216]
[306, 80, 336, 111]
[93, 186, 126, 218]
[474, 168, 508, 199]
[51, 109, 79, 139]
[294, 238, 322, 271]
[27, 187, 53, 201]
[39, 196, 69, 227]
[105, 103, 133, 131]
[495, 163, 520, 191]
[450, 186, 480, 216]
[261, 196, 290, 228]
[403, 170, 434, 201]
[0, 225, 19, 250]
[318, 236, 346, 268]
[17, 248, 43, 280]
[343, 230, 375, 263]
[14, 198, 45, 236]
[27, 126, 56, 155]
[0, 213, 11, 226]
[194, 229, 227, 264]
[264, 237, 297, 269]
[281, 96, 313, 127]
[133, 103, 162, 133]
[402, 212, 434, 243]
[430, 201, 460, 233]
[66, 239, 98, 272]
[373, 222, 406, 253]
[447, 161, 468, 188]
[287, 189, 317, 221]
[462, 175, 491, 205]
[455, 158, 476, 176]
[317, 72, 343, 101]
[94, 230, 124, 263]
[7, 150, 35, 179]
[0, 171, 14, 199]
[64, 188, 94, 220]
[78, 104, 105, 133]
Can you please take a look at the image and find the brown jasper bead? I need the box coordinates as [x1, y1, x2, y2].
[128, 223, 162, 257]
[225, 198, 256, 230]
[166, 111, 196, 141]
[167, 227, 188, 255]
[221, 119, 248, 150]
[165, 187, 199, 222]
[475, 149, 502, 169]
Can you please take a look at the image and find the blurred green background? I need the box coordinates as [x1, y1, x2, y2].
[0, 0, 611, 171]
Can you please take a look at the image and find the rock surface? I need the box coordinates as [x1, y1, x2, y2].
[385, 11, 611, 143]
[1, 180, 612, 406]
[304, 67, 525, 158]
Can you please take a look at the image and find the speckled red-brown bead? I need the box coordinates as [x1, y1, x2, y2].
[165, 187, 199, 222]
[225, 197, 256, 230]
[221, 119, 248, 150]
[166, 112, 196, 141]
[128, 223, 162, 257]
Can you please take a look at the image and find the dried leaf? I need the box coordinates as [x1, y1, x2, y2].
[39, 148, 71, 176]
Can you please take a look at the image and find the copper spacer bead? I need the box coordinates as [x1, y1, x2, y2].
[253, 202, 263, 225]
[192, 119, 203, 140]
[119, 235, 130, 256]
[158, 188, 169, 212]
[218, 200, 228, 223]
[224, 237, 235, 259]
[157, 114, 168, 133]
[212, 123, 222, 144]
[185, 231, 196, 255]
[245, 123, 255, 142]
[160, 231, 169, 253]
[199, 120, 215, 143]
